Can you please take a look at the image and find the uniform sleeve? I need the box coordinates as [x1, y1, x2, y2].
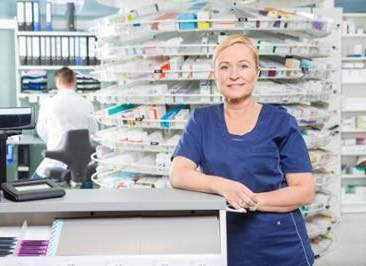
[278, 115, 313, 174]
[171, 109, 202, 166]
[87, 102, 98, 134]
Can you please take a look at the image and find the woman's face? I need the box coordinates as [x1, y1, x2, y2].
[214, 43, 259, 101]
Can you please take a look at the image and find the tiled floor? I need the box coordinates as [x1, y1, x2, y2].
[315, 213, 366, 266]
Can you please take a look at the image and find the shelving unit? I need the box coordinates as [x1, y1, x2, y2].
[90, 2, 341, 259]
[14, 28, 99, 105]
[341, 13, 366, 213]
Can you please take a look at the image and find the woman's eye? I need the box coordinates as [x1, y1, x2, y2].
[240, 64, 249, 69]
[220, 65, 229, 71]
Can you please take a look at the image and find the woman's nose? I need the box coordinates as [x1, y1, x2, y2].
[229, 68, 240, 79]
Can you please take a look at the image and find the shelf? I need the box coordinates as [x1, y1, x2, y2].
[343, 13, 366, 18]
[91, 153, 170, 176]
[18, 92, 96, 103]
[342, 109, 366, 113]
[342, 202, 366, 213]
[342, 82, 366, 85]
[96, 0, 325, 9]
[18, 65, 96, 71]
[343, 34, 366, 38]
[342, 151, 366, 156]
[342, 57, 366, 61]
[341, 129, 366, 133]
[342, 174, 366, 179]
[98, 43, 329, 61]
[16, 31, 95, 36]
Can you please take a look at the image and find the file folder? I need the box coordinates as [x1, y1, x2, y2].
[16, 1, 25, 31]
[24, 1, 33, 31]
[18, 36, 27, 65]
[87, 37, 96, 65]
[61, 36, 69, 65]
[45, 1, 53, 31]
[69, 37, 75, 65]
[51, 36, 56, 65]
[32, 0, 40, 31]
[55, 36, 62, 65]
[31, 36, 40, 65]
[80, 37, 87, 65]
[40, 36, 46, 65]
[26, 36, 32, 65]
[74, 37, 81, 65]
[45, 36, 51, 65]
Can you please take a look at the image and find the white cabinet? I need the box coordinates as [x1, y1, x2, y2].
[341, 13, 366, 213]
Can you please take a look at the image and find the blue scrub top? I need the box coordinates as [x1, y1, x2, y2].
[172, 103, 314, 266]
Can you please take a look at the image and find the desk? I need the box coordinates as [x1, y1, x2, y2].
[7, 134, 44, 145]
[0, 189, 227, 266]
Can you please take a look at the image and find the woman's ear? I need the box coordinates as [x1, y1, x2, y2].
[257, 68, 261, 77]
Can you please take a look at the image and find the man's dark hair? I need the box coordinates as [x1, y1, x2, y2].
[55, 67, 75, 85]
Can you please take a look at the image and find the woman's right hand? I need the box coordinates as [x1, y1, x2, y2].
[213, 179, 258, 210]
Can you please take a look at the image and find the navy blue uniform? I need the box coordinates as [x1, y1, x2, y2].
[173, 103, 314, 266]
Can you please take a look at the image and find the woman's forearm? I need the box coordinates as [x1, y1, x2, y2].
[256, 186, 314, 212]
[169, 166, 224, 195]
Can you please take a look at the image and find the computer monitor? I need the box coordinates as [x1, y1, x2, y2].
[0, 107, 35, 130]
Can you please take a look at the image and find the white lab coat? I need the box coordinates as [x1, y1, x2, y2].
[35, 89, 98, 177]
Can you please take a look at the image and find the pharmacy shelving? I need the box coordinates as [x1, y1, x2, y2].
[341, 13, 366, 213]
[14, 26, 100, 106]
[91, 3, 341, 259]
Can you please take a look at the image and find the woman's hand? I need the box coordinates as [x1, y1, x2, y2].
[213, 179, 258, 210]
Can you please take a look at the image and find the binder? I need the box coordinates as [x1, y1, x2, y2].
[45, 1, 53, 31]
[32, 0, 40, 31]
[16, 1, 25, 31]
[24, 1, 33, 31]
[31, 36, 40, 65]
[51, 36, 56, 65]
[26, 36, 32, 65]
[40, 36, 46, 65]
[87, 37, 96, 65]
[45, 36, 51, 65]
[80, 37, 87, 65]
[74, 37, 81, 65]
[66, 2, 75, 31]
[69, 37, 75, 65]
[18, 36, 27, 65]
[61, 36, 69, 65]
[55, 36, 62, 65]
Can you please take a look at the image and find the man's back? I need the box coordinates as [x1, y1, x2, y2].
[35, 90, 97, 178]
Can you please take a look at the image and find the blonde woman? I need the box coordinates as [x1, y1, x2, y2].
[170, 34, 315, 266]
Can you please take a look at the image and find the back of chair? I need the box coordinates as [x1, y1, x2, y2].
[45, 129, 95, 183]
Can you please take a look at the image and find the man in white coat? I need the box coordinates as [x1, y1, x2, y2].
[31, 67, 97, 187]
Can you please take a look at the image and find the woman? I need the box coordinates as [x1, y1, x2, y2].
[169, 34, 315, 266]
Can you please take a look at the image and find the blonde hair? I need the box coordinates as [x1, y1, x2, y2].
[213, 34, 259, 69]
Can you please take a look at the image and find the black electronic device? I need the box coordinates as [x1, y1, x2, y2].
[1, 179, 65, 202]
[0, 107, 35, 130]
[0, 107, 35, 189]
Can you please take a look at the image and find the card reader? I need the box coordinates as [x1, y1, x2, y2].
[1, 179, 66, 202]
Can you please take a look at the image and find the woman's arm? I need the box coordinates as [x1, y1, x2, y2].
[170, 156, 258, 209]
[256, 173, 315, 212]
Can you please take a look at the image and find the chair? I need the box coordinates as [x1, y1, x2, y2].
[44, 129, 96, 186]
